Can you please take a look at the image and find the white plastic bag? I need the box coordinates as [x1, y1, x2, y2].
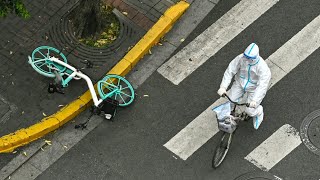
[212, 102, 238, 133]
[212, 102, 231, 121]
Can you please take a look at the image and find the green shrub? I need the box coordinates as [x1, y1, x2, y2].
[0, 0, 30, 18]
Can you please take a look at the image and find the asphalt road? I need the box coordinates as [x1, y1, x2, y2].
[36, 0, 320, 179]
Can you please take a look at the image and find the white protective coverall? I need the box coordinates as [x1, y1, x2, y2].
[219, 43, 271, 129]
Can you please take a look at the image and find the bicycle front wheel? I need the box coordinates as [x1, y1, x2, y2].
[212, 131, 233, 168]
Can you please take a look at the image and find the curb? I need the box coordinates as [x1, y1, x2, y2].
[0, 1, 190, 153]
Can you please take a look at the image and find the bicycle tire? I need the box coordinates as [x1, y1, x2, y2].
[212, 131, 233, 168]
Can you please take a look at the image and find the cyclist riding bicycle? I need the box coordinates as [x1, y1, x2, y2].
[217, 43, 271, 130]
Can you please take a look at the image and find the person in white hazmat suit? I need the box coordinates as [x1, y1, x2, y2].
[217, 43, 271, 129]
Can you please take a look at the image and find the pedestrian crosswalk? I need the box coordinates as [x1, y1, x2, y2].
[157, 0, 280, 85]
[245, 124, 301, 171]
[159, 0, 320, 173]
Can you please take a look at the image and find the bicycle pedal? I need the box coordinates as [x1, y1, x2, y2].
[243, 115, 252, 121]
[55, 86, 65, 94]
[48, 83, 65, 94]
[48, 83, 56, 93]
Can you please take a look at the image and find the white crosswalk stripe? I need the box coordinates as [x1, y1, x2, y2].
[157, 0, 280, 85]
[163, 8, 320, 166]
[245, 124, 302, 171]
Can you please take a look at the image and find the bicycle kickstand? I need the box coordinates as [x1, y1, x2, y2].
[48, 71, 65, 94]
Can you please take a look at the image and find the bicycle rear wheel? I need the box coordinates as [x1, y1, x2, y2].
[212, 131, 233, 168]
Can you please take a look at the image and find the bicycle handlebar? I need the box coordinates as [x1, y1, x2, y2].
[222, 94, 249, 107]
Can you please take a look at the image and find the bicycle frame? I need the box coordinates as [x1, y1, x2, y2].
[28, 56, 115, 107]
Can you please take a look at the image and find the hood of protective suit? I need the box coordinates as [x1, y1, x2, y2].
[244, 43, 259, 60]
[220, 42, 271, 103]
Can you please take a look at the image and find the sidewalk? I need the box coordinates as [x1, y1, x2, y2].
[0, 0, 184, 171]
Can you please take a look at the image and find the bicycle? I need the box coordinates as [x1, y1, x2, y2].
[211, 94, 250, 168]
[27, 46, 135, 124]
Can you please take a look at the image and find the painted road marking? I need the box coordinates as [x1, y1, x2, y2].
[128, 0, 218, 89]
[245, 124, 301, 171]
[164, 14, 320, 160]
[157, 0, 280, 85]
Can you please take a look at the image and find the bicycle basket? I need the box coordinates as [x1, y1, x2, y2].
[218, 118, 237, 133]
[100, 97, 119, 120]
[212, 102, 237, 133]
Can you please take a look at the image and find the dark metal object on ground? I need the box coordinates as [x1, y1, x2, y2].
[74, 97, 119, 130]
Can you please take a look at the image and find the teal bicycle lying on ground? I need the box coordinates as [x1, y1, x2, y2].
[28, 46, 135, 125]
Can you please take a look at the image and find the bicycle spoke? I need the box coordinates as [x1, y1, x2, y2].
[114, 93, 118, 101]
[34, 57, 46, 60]
[106, 85, 114, 92]
[107, 78, 117, 87]
[34, 59, 46, 66]
[37, 50, 47, 58]
[118, 94, 126, 104]
[120, 86, 130, 90]
[119, 91, 132, 98]
[37, 63, 47, 68]
[101, 83, 114, 92]
[104, 81, 117, 90]
[34, 58, 46, 62]
[103, 81, 118, 88]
